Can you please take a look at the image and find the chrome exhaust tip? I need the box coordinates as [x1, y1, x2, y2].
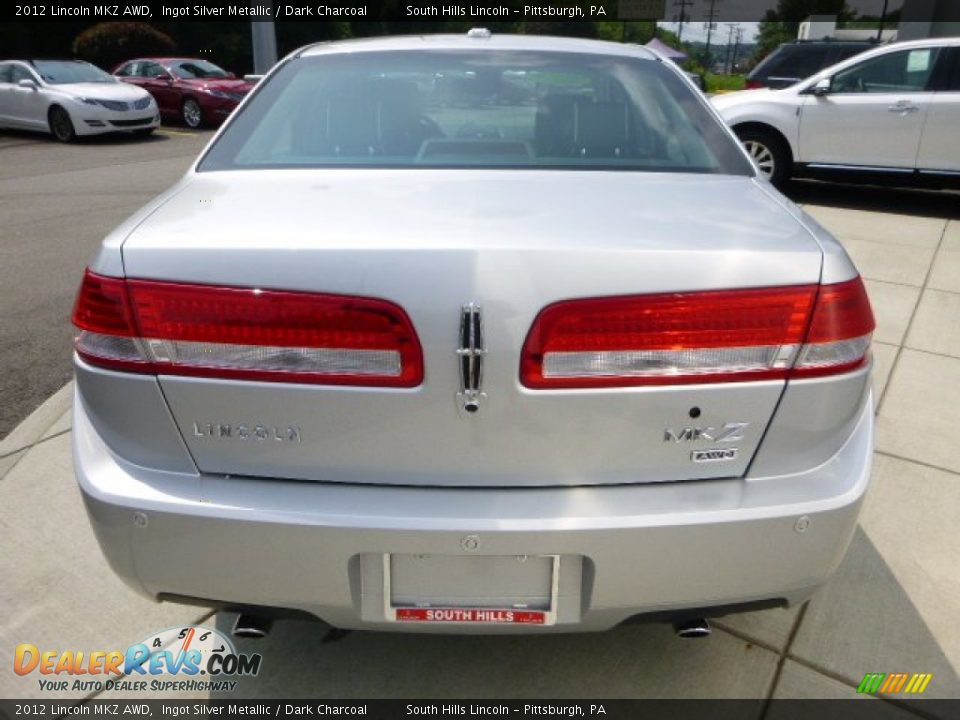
[673, 618, 711, 638]
[232, 614, 272, 639]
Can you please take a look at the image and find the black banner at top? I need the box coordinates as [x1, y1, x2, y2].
[2, 0, 937, 24]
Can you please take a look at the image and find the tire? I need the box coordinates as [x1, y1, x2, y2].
[181, 98, 203, 129]
[48, 106, 76, 143]
[736, 127, 791, 187]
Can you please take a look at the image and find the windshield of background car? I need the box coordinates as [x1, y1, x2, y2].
[170, 59, 230, 79]
[33, 61, 114, 84]
[199, 50, 753, 175]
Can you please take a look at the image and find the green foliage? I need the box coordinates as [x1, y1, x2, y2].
[72, 22, 176, 70]
[518, 21, 599, 38]
[595, 21, 657, 44]
[706, 73, 746, 93]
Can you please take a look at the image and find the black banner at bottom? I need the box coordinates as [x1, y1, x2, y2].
[1, 700, 959, 720]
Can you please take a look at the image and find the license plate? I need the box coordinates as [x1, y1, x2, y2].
[383, 554, 560, 626]
[395, 607, 547, 625]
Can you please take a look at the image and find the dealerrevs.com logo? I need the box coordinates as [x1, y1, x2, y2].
[13, 626, 262, 693]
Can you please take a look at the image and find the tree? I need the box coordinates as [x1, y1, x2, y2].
[751, 0, 856, 64]
[72, 23, 176, 71]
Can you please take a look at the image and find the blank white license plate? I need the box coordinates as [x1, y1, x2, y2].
[383, 554, 560, 626]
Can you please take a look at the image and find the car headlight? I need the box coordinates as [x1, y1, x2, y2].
[203, 88, 231, 99]
[79, 98, 101, 106]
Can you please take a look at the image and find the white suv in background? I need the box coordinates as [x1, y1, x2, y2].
[712, 38, 960, 187]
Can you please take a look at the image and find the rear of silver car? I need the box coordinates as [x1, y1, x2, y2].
[71, 35, 874, 633]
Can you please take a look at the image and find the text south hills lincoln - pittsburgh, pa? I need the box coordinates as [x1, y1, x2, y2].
[405, 4, 605, 17]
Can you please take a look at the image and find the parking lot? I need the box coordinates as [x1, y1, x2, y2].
[0, 127, 214, 439]
[0, 134, 958, 711]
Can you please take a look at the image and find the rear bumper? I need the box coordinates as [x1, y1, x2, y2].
[73, 387, 873, 633]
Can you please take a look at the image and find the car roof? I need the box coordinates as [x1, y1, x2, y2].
[130, 58, 197, 63]
[783, 39, 880, 47]
[296, 32, 659, 60]
[26, 59, 89, 64]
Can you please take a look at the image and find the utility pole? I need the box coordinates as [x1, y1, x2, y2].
[876, 0, 890, 41]
[731, 27, 743, 73]
[703, 0, 722, 72]
[250, 1, 277, 75]
[724, 23, 736, 74]
[673, 0, 693, 43]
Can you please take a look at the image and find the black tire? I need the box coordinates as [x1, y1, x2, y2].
[736, 127, 791, 187]
[181, 98, 203, 129]
[48, 106, 76, 143]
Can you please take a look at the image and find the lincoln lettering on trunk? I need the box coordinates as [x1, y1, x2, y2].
[192, 422, 302, 443]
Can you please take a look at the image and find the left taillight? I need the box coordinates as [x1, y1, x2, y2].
[71, 269, 423, 387]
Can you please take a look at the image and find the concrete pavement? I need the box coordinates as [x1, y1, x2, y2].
[0, 128, 214, 438]
[1, 195, 958, 711]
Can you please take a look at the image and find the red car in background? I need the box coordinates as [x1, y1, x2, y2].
[113, 58, 254, 128]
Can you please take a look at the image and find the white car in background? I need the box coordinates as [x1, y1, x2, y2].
[0, 59, 159, 142]
[712, 38, 960, 186]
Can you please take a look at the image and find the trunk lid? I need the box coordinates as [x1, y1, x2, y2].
[121, 170, 822, 487]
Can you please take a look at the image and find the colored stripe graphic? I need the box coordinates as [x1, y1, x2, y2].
[858, 672, 932, 695]
[857, 673, 885, 694]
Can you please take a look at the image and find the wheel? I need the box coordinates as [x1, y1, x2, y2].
[736, 127, 791, 187]
[133, 128, 155, 137]
[48, 106, 76, 143]
[181, 98, 203, 129]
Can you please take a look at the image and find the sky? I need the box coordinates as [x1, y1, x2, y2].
[659, 21, 760, 44]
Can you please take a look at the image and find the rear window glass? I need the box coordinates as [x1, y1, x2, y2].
[755, 45, 831, 80]
[199, 50, 752, 175]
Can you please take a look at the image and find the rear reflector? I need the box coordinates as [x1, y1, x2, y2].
[521, 279, 874, 388]
[72, 270, 423, 387]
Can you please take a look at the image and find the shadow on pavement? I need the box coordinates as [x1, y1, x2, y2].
[210, 530, 957, 706]
[783, 179, 960, 220]
[0, 127, 171, 146]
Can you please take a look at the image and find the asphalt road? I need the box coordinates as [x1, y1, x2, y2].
[0, 127, 213, 438]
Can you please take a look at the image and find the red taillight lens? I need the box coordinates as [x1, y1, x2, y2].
[791, 277, 875, 378]
[520, 279, 874, 388]
[745, 79, 764, 89]
[72, 270, 423, 387]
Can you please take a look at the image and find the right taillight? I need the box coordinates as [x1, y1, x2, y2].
[520, 277, 874, 388]
[72, 269, 424, 387]
[790, 276, 875, 378]
[745, 79, 764, 89]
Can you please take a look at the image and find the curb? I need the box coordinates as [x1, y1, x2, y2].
[0, 381, 74, 459]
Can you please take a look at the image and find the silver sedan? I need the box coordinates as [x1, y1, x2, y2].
[70, 31, 875, 636]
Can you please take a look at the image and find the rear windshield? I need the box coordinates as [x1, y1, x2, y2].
[752, 45, 831, 81]
[170, 59, 230, 79]
[199, 50, 752, 175]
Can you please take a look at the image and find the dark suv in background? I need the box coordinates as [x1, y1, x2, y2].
[746, 40, 880, 89]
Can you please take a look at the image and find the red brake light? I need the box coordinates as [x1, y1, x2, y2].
[72, 270, 423, 387]
[520, 279, 874, 388]
[791, 276, 875, 378]
[745, 79, 764, 89]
